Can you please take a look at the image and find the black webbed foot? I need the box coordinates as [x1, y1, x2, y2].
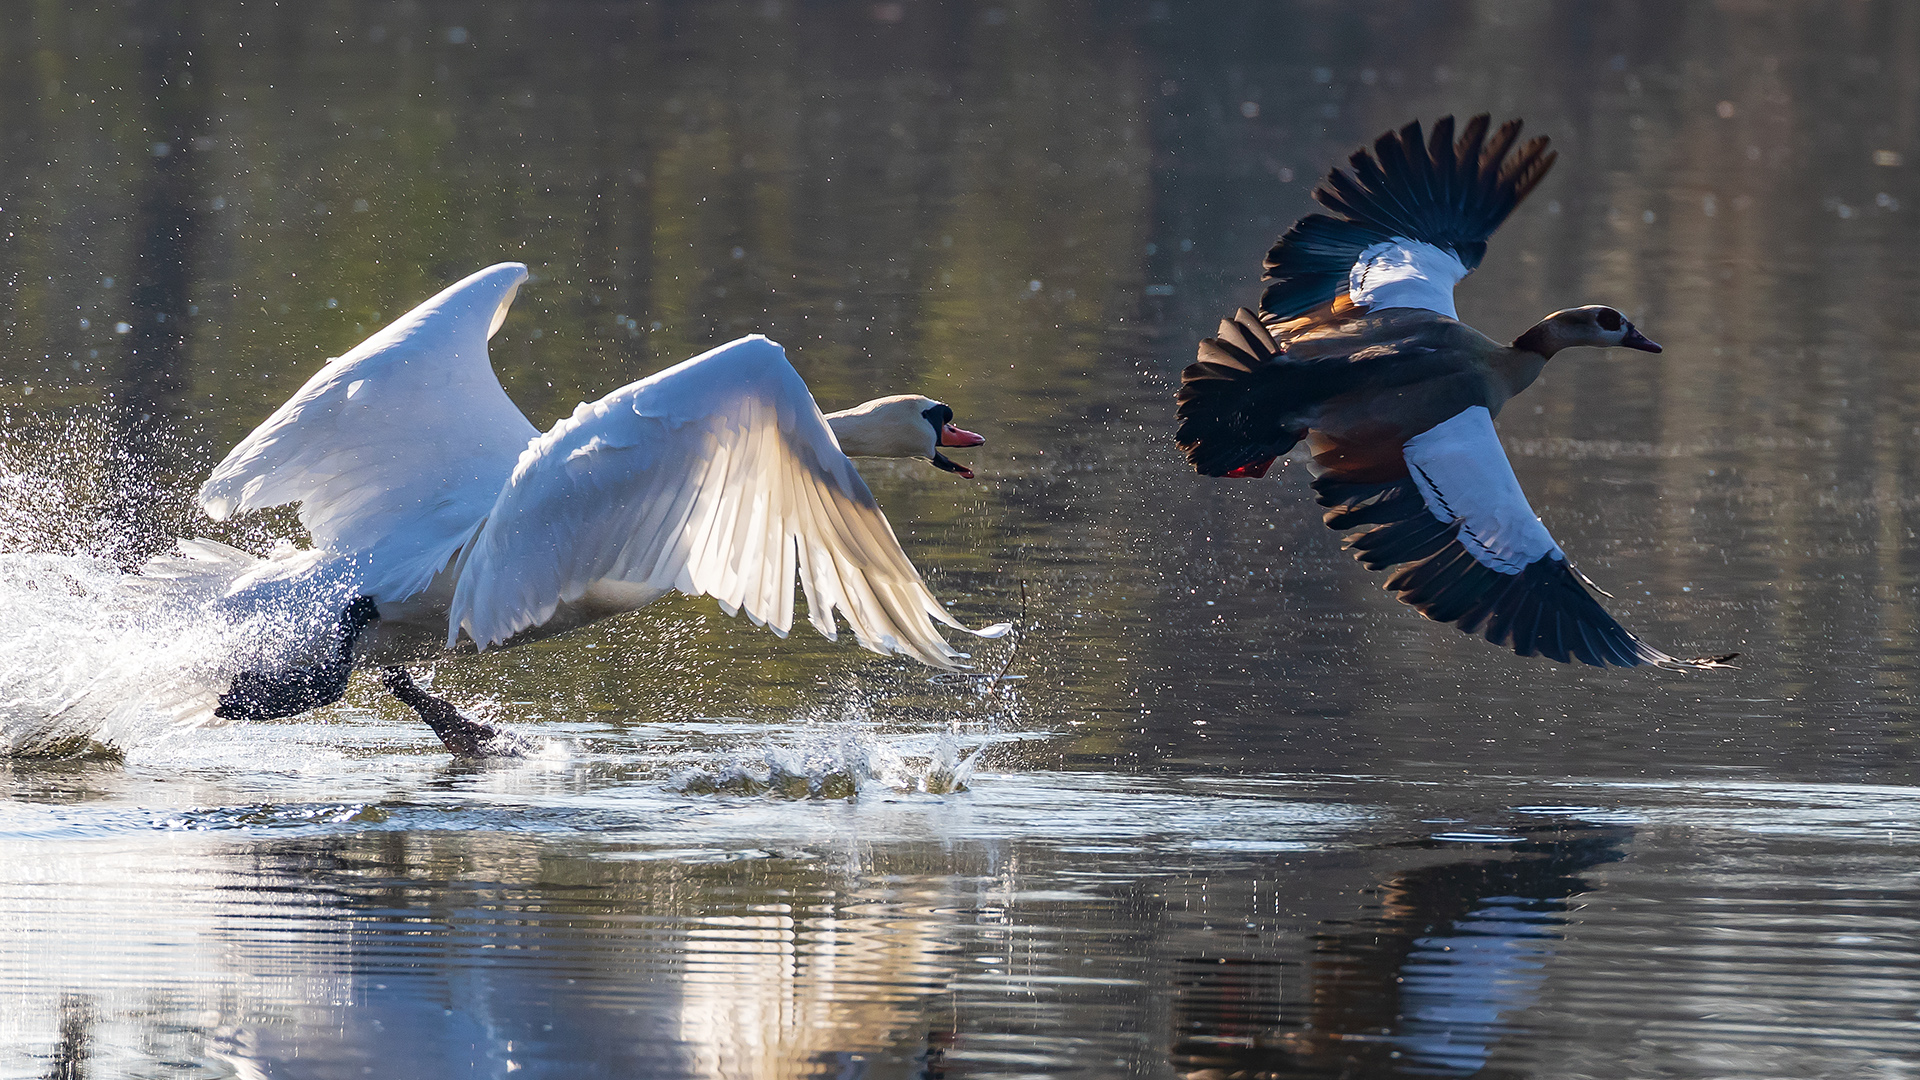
[215, 596, 380, 722]
[379, 666, 534, 759]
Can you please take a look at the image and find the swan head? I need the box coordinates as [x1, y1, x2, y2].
[1515, 306, 1663, 358]
[824, 395, 985, 478]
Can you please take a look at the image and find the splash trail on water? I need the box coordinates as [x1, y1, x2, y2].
[672, 728, 1015, 798]
[0, 414, 352, 756]
[0, 543, 362, 756]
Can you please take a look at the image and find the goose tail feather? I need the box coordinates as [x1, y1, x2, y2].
[1175, 308, 1364, 477]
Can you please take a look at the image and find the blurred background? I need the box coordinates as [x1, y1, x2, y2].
[5, 2, 1920, 1078]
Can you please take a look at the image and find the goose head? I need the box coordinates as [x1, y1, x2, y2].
[1514, 305, 1662, 359]
[824, 395, 986, 478]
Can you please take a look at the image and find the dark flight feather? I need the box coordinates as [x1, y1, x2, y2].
[1311, 474, 1728, 669]
[1260, 115, 1557, 320]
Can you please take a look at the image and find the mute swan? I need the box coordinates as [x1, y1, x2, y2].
[191, 262, 1005, 754]
[1176, 115, 1733, 669]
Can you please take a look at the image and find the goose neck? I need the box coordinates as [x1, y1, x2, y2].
[1510, 320, 1566, 361]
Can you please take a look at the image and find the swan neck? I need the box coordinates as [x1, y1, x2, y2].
[825, 408, 887, 457]
[823, 396, 935, 459]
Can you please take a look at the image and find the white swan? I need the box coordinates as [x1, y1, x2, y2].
[186, 262, 1005, 752]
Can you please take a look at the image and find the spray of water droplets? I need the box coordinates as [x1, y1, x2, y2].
[0, 412, 333, 756]
[670, 683, 1030, 799]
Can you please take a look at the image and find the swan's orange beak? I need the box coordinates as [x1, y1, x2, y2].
[939, 424, 985, 448]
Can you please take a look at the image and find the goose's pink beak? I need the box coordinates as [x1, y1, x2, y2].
[939, 424, 985, 448]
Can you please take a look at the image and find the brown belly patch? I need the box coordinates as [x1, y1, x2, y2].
[1306, 427, 1412, 484]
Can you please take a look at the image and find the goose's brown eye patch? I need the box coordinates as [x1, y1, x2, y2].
[1595, 308, 1623, 332]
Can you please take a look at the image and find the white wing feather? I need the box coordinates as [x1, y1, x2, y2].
[448, 336, 993, 668]
[198, 263, 540, 603]
[1348, 239, 1470, 318]
[1403, 406, 1564, 573]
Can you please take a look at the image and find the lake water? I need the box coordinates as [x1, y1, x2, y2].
[6, 2, 1920, 1077]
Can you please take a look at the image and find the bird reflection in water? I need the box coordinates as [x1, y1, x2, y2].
[44, 992, 95, 1080]
[1171, 822, 1629, 1078]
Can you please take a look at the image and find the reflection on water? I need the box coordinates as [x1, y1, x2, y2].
[8, 0, 1920, 1076]
[10, 764, 1920, 1079]
[1172, 824, 1627, 1078]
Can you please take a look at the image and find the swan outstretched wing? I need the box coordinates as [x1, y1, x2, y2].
[199, 263, 540, 602]
[448, 335, 1001, 668]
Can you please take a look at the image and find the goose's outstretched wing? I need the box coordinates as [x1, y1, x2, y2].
[199, 263, 540, 603]
[1313, 407, 1730, 669]
[1260, 115, 1556, 321]
[447, 335, 1006, 667]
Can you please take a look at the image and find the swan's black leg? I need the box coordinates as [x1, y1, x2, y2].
[215, 596, 380, 722]
[379, 666, 533, 759]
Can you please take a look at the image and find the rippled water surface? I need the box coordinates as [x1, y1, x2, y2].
[8, 2, 1920, 1077]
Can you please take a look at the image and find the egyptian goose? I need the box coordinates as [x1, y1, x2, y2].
[1175, 116, 1731, 669]
[192, 262, 1003, 752]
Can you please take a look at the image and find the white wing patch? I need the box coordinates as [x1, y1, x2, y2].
[1348, 239, 1470, 318]
[1403, 406, 1563, 573]
[448, 335, 1003, 668]
[198, 263, 540, 604]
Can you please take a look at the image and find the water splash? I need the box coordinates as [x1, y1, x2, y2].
[0, 544, 361, 756]
[671, 724, 1008, 799]
[0, 412, 345, 757]
[664, 662, 1036, 800]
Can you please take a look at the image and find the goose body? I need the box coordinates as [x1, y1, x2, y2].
[193, 262, 1002, 740]
[1176, 116, 1728, 669]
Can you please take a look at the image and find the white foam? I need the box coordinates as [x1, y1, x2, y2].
[673, 728, 1000, 798]
[0, 547, 362, 755]
[0, 414, 353, 757]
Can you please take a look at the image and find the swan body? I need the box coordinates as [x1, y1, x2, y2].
[196, 262, 1003, 689]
